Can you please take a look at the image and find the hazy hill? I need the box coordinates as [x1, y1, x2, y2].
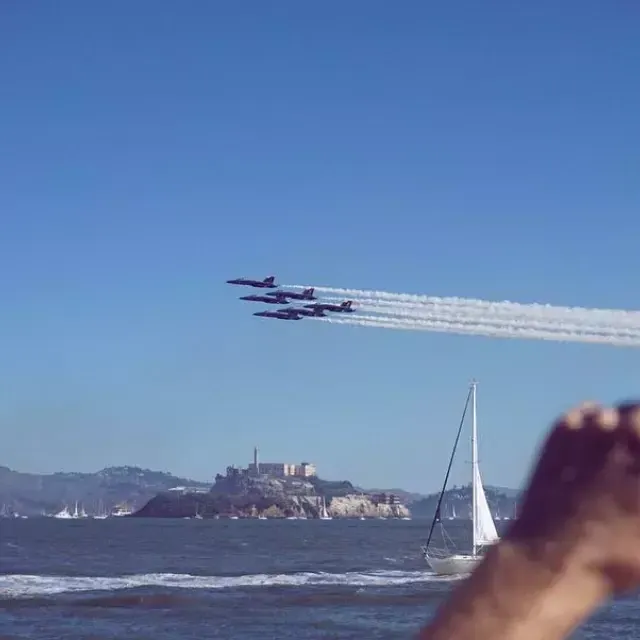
[360, 487, 426, 504]
[0, 465, 209, 516]
[409, 484, 519, 519]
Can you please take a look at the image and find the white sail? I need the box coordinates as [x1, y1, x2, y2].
[473, 465, 499, 546]
[319, 496, 332, 519]
[424, 380, 499, 576]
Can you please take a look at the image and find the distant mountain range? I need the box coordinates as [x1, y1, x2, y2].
[0, 465, 210, 516]
[0, 464, 520, 518]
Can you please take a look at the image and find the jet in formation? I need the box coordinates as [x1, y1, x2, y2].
[226, 276, 277, 288]
[253, 309, 303, 321]
[303, 300, 354, 313]
[253, 306, 327, 321]
[252, 303, 351, 321]
[285, 306, 327, 318]
[239, 294, 289, 305]
[265, 287, 316, 301]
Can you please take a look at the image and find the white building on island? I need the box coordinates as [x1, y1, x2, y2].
[247, 446, 317, 478]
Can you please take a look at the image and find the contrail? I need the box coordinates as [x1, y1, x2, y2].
[285, 284, 640, 329]
[336, 303, 640, 338]
[319, 296, 640, 329]
[312, 315, 640, 348]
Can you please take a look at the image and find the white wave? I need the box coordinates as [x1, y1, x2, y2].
[0, 569, 458, 597]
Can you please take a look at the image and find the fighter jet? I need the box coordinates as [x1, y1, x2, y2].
[265, 287, 316, 301]
[303, 300, 354, 313]
[239, 294, 289, 305]
[226, 276, 277, 288]
[253, 309, 302, 320]
[285, 306, 327, 317]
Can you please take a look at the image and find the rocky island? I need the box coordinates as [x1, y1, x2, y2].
[133, 450, 411, 519]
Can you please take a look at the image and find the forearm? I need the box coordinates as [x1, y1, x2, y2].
[418, 541, 607, 640]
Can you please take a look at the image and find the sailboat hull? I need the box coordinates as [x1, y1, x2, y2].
[425, 553, 481, 576]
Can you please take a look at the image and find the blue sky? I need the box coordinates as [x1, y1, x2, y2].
[1, 1, 639, 493]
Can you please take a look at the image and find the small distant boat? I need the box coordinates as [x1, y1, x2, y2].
[319, 496, 332, 520]
[94, 501, 108, 519]
[391, 504, 411, 520]
[422, 380, 499, 575]
[69, 501, 89, 519]
[188, 505, 203, 520]
[111, 504, 133, 517]
[54, 506, 73, 519]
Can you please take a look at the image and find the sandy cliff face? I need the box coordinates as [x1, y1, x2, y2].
[286, 495, 411, 519]
[328, 495, 411, 519]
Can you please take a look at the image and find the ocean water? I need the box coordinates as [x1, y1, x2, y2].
[0, 518, 634, 639]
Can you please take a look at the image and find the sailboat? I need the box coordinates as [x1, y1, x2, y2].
[319, 496, 332, 520]
[94, 500, 108, 519]
[422, 380, 499, 575]
[53, 505, 73, 519]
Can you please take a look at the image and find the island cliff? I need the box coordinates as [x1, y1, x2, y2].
[132, 471, 411, 519]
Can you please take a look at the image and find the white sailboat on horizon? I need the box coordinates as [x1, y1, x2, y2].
[93, 500, 108, 519]
[319, 496, 332, 520]
[422, 380, 499, 576]
[53, 505, 73, 519]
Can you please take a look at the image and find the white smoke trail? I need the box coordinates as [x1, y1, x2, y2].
[345, 314, 640, 340]
[339, 304, 640, 338]
[286, 285, 640, 328]
[319, 296, 640, 330]
[312, 315, 640, 348]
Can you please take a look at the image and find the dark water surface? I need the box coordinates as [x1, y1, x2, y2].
[0, 518, 634, 638]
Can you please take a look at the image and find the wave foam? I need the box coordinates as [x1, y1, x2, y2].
[0, 570, 458, 597]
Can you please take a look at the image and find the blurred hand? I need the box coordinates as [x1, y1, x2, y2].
[507, 402, 640, 594]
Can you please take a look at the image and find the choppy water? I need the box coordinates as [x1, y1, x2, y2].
[0, 518, 635, 638]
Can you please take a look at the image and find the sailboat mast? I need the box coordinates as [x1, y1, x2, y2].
[471, 380, 478, 557]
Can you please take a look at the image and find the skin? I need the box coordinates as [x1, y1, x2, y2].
[418, 401, 640, 640]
